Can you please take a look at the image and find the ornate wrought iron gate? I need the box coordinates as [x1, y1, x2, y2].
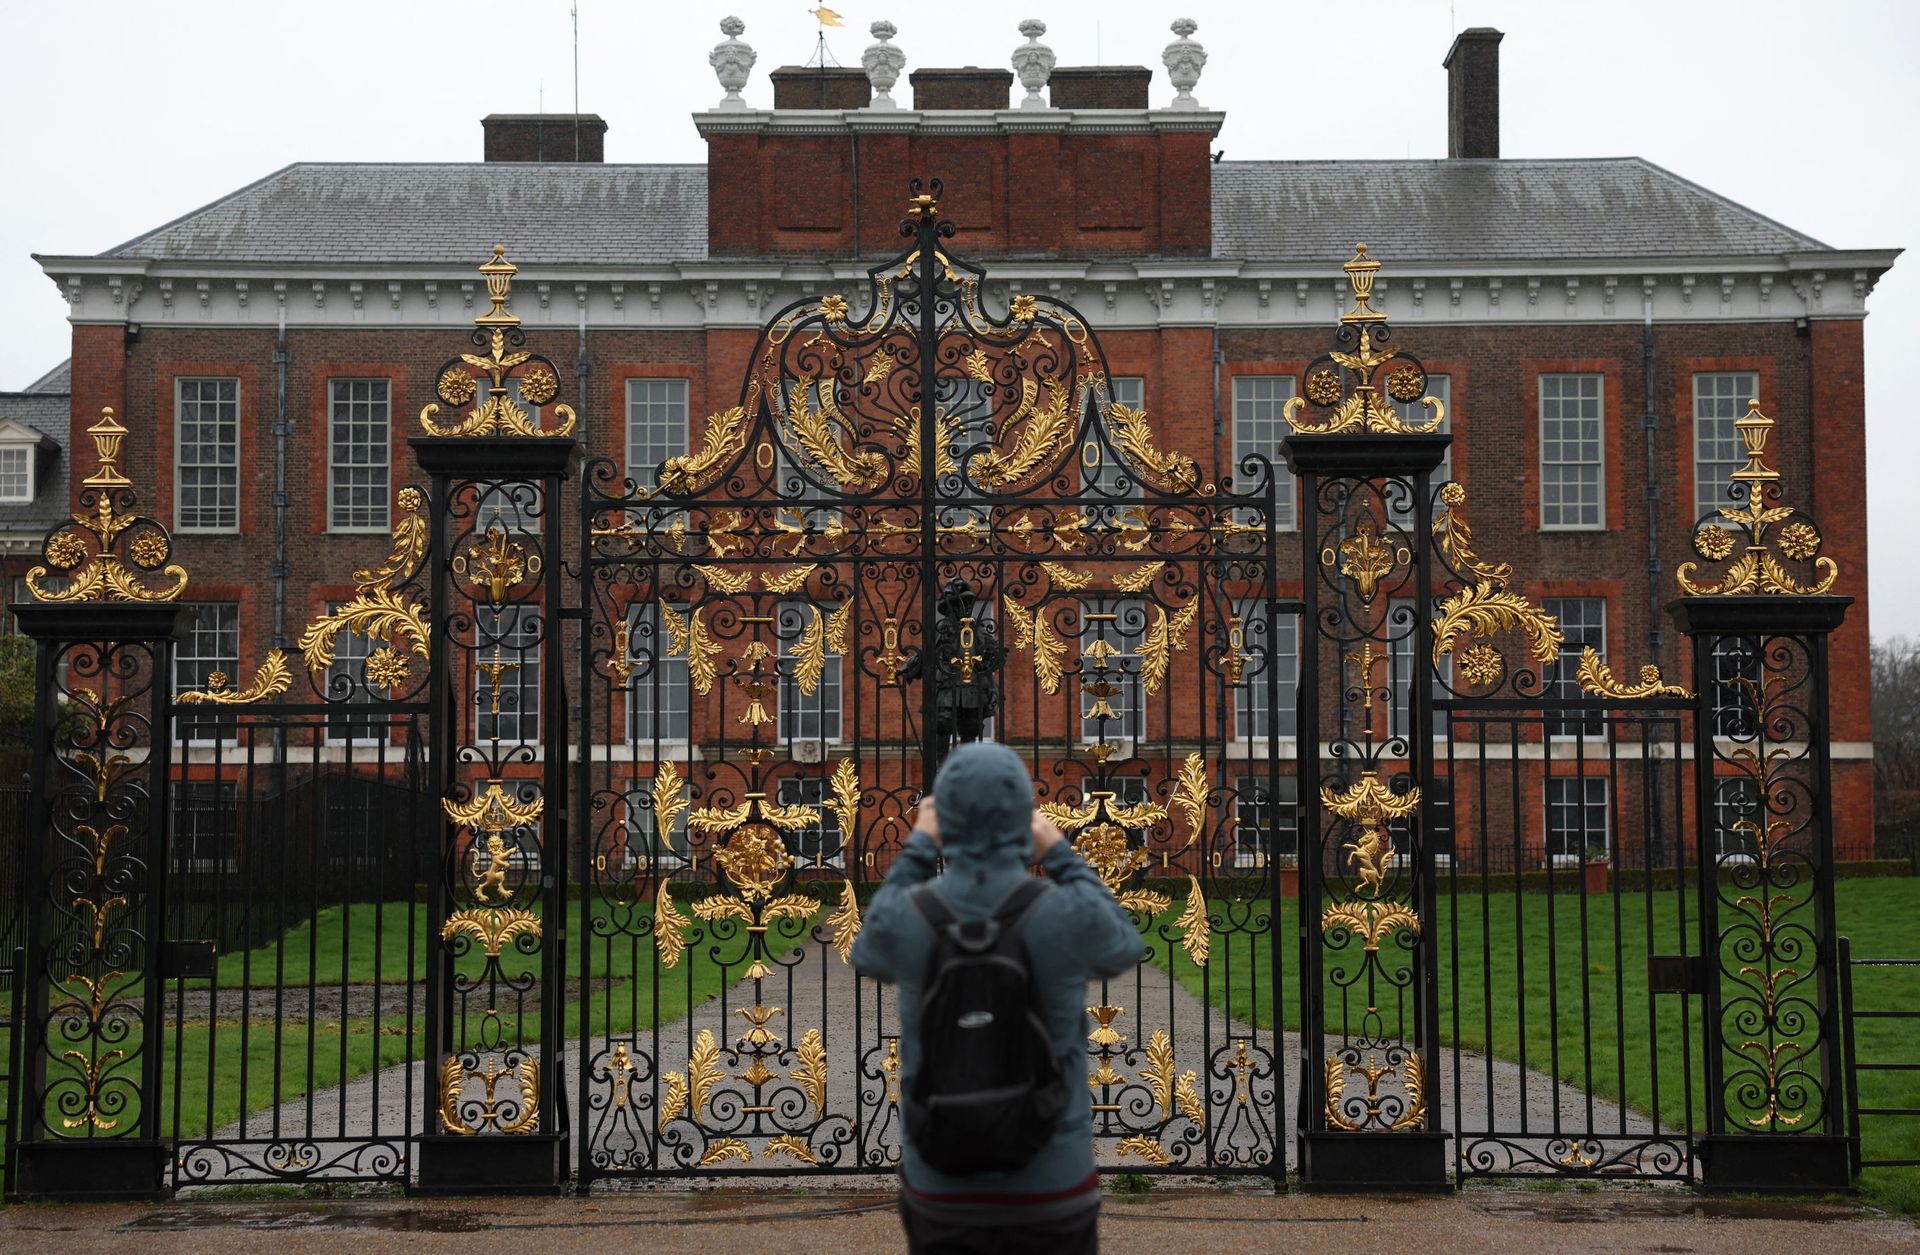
[573, 183, 1286, 1182]
[0, 180, 1858, 1198]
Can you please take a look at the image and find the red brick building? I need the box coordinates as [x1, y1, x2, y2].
[25, 26, 1898, 860]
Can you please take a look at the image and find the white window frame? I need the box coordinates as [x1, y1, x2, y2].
[1544, 776, 1609, 865]
[1080, 599, 1147, 743]
[1232, 376, 1298, 530]
[475, 604, 540, 744]
[1388, 597, 1449, 741]
[1693, 372, 1758, 519]
[776, 602, 843, 743]
[327, 378, 391, 532]
[1388, 374, 1451, 525]
[1710, 634, 1761, 739]
[323, 600, 388, 743]
[1710, 774, 1762, 863]
[0, 444, 33, 503]
[1083, 376, 1144, 495]
[1232, 602, 1298, 742]
[175, 377, 241, 533]
[626, 601, 691, 744]
[779, 776, 846, 870]
[1233, 774, 1299, 868]
[1538, 373, 1605, 531]
[1541, 596, 1607, 740]
[625, 378, 689, 492]
[175, 602, 240, 743]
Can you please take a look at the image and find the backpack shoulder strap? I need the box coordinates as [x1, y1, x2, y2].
[906, 882, 958, 939]
[989, 877, 1053, 939]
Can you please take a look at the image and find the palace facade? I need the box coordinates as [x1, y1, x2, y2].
[22, 22, 1898, 861]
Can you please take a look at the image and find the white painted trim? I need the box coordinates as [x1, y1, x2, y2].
[42, 257, 1896, 335]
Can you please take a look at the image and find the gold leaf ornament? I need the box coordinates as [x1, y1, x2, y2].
[827, 878, 861, 963]
[1107, 402, 1201, 493]
[1115, 1135, 1170, 1165]
[1171, 753, 1209, 846]
[655, 407, 749, 496]
[791, 1029, 828, 1118]
[656, 882, 691, 968]
[1175, 877, 1211, 967]
[1575, 646, 1689, 700]
[1430, 581, 1563, 674]
[176, 649, 293, 705]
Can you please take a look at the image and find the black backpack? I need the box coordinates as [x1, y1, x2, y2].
[903, 877, 1066, 1175]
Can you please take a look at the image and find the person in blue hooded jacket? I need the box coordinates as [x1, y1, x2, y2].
[851, 742, 1145, 1254]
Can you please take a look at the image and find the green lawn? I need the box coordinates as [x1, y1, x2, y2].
[8, 896, 775, 1142]
[1150, 875, 1920, 1210]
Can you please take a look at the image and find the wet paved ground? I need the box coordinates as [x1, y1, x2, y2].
[2, 1186, 1913, 1253]
[201, 952, 1659, 1175]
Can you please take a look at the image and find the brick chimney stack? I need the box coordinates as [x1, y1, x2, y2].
[1443, 27, 1503, 159]
[482, 114, 607, 162]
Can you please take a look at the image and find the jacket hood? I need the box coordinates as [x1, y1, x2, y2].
[933, 742, 1032, 868]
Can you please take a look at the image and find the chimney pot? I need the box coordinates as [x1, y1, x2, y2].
[1443, 27, 1502, 159]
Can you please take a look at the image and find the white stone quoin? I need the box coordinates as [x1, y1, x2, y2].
[709, 16, 757, 110]
[1011, 19, 1055, 109]
[863, 21, 906, 108]
[1162, 18, 1206, 110]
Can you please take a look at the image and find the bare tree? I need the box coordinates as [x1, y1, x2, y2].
[1871, 635, 1920, 807]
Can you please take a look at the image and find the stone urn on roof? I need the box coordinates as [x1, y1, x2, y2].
[1162, 18, 1207, 109]
[863, 21, 907, 108]
[710, 15, 757, 110]
[1010, 19, 1055, 109]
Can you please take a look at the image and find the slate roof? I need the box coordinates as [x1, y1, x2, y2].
[0, 388, 71, 537]
[22, 359, 69, 394]
[108, 163, 710, 266]
[95, 156, 1830, 267]
[1209, 158, 1829, 262]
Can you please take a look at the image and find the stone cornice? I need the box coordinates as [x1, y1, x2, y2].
[38, 252, 1900, 332]
[691, 107, 1226, 139]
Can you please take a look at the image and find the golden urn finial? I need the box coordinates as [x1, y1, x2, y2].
[1341, 243, 1386, 324]
[1677, 399, 1837, 597]
[475, 245, 521, 328]
[82, 407, 134, 489]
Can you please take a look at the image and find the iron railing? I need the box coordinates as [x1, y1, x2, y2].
[1840, 935, 1920, 1173]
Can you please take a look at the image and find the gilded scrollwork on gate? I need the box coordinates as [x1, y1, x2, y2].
[419, 246, 575, 438]
[1283, 246, 1445, 437]
[1086, 1007, 1208, 1167]
[296, 485, 431, 695]
[574, 181, 1285, 1181]
[1430, 482, 1686, 699]
[27, 408, 188, 603]
[1677, 399, 1838, 597]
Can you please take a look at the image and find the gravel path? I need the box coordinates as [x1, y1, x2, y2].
[183, 940, 1666, 1183]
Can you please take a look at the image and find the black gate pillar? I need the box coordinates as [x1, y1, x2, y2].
[412, 248, 576, 1194]
[1670, 399, 1852, 1192]
[9, 409, 188, 1200]
[1288, 248, 1450, 1190]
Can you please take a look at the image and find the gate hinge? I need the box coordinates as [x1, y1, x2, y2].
[1648, 954, 1707, 995]
[160, 940, 219, 980]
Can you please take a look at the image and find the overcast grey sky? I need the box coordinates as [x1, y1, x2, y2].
[2, 0, 1914, 634]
